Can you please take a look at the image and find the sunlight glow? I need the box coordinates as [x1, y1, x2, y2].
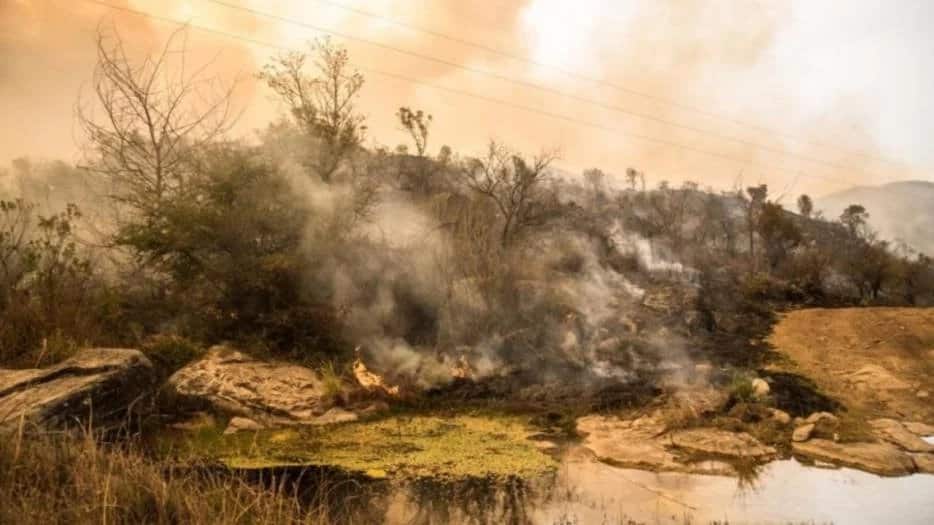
[520, 0, 611, 71]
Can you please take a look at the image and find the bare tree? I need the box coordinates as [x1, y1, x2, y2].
[625, 167, 645, 192]
[397, 107, 432, 157]
[79, 26, 235, 214]
[461, 141, 558, 247]
[259, 37, 366, 183]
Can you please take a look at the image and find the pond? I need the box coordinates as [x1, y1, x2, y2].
[530, 452, 934, 524]
[159, 416, 934, 524]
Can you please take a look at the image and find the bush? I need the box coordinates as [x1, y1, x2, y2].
[115, 146, 348, 360]
[0, 200, 111, 367]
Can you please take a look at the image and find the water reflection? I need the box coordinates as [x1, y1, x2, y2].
[240, 452, 934, 524]
[389, 475, 552, 525]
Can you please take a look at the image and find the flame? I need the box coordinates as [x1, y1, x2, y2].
[353, 355, 400, 397]
[450, 355, 472, 379]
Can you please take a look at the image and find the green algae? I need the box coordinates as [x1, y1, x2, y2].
[159, 412, 557, 480]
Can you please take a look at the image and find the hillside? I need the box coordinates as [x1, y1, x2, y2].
[817, 181, 934, 255]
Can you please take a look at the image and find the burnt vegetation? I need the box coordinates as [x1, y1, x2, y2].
[1, 28, 932, 397]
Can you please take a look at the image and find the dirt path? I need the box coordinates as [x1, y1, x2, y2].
[767, 307, 934, 425]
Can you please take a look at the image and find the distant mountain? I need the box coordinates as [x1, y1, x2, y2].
[816, 181, 934, 255]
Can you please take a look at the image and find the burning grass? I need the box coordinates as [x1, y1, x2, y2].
[158, 411, 557, 480]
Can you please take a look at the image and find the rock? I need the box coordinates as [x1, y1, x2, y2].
[903, 421, 934, 436]
[806, 411, 839, 425]
[0, 348, 154, 432]
[843, 365, 911, 390]
[917, 390, 930, 399]
[670, 387, 728, 417]
[165, 347, 332, 425]
[576, 414, 776, 476]
[667, 428, 777, 459]
[793, 423, 815, 442]
[769, 408, 792, 425]
[751, 378, 770, 398]
[793, 439, 916, 476]
[310, 407, 358, 425]
[869, 419, 934, 453]
[577, 414, 732, 475]
[224, 416, 264, 434]
[910, 453, 934, 474]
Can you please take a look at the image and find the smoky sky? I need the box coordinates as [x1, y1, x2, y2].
[2, 0, 933, 197]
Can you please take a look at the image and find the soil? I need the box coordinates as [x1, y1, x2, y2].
[766, 307, 934, 424]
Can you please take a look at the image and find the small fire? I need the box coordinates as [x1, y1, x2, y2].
[450, 354, 472, 379]
[352, 349, 400, 397]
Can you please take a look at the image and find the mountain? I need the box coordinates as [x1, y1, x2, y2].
[816, 181, 934, 255]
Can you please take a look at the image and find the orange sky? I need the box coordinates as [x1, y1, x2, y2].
[2, 0, 933, 197]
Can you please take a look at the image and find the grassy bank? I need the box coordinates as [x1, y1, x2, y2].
[0, 428, 357, 525]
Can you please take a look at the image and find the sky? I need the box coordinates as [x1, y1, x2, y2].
[2, 0, 933, 197]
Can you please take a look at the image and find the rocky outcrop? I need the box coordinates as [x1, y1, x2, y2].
[910, 452, 934, 474]
[792, 439, 916, 476]
[0, 348, 154, 432]
[165, 347, 345, 425]
[576, 413, 776, 476]
[869, 418, 934, 453]
[667, 428, 776, 459]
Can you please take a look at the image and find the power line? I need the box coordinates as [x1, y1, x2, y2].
[285, 0, 909, 170]
[81, 0, 863, 189]
[203, 0, 900, 182]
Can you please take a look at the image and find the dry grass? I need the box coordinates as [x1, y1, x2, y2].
[0, 425, 367, 525]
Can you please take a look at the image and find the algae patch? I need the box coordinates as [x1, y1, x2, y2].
[160, 413, 557, 479]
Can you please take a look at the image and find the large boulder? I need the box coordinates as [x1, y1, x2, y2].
[164, 347, 339, 425]
[0, 348, 155, 432]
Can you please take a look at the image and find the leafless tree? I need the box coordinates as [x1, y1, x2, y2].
[79, 26, 236, 214]
[259, 37, 366, 183]
[461, 141, 559, 247]
[397, 107, 432, 157]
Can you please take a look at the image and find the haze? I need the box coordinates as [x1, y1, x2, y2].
[2, 0, 933, 196]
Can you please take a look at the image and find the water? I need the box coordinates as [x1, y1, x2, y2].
[374, 449, 934, 524]
[533, 453, 934, 524]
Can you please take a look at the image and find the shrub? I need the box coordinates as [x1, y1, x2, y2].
[0, 200, 109, 367]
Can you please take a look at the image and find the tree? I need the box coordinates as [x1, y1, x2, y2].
[582, 168, 606, 207]
[625, 168, 644, 192]
[840, 204, 870, 237]
[645, 181, 694, 254]
[743, 184, 769, 268]
[397, 107, 432, 157]
[79, 27, 235, 213]
[461, 141, 558, 247]
[757, 201, 801, 271]
[797, 194, 813, 218]
[259, 37, 366, 183]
